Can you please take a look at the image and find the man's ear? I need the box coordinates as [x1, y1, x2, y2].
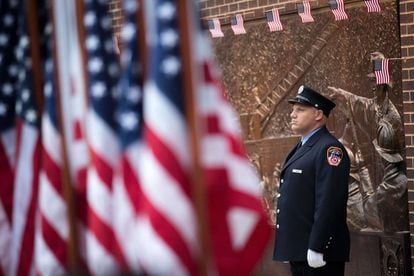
[315, 109, 324, 121]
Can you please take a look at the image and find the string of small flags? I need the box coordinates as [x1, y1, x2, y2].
[207, 0, 381, 38]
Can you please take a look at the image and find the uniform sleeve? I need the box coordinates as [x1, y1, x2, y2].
[308, 143, 350, 253]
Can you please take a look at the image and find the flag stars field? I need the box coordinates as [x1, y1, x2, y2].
[86, 35, 100, 51]
[160, 29, 178, 48]
[158, 2, 176, 20]
[89, 57, 104, 74]
[161, 56, 181, 76]
[22, 90, 30, 102]
[100, 16, 112, 30]
[3, 14, 14, 26]
[0, 34, 8, 46]
[108, 63, 120, 77]
[122, 23, 136, 42]
[125, 0, 137, 12]
[9, 65, 19, 77]
[84, 12, 97, 27]
[2, 84, 13, 96]
[0, 103, 6, 116]
[127, 87, 142, 103]
[119, 112, 139, 131]
[44, 82, 52, 97]
[25, 110, 37, 123]
[104, 38, 116, 52]
[91, 82, 107, 98]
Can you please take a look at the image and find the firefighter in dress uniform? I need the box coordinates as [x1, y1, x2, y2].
[273, 85, 351, 276]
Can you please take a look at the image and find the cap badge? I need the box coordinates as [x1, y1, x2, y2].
[327, 146, 343, 166]
[298, 85, 304, 94]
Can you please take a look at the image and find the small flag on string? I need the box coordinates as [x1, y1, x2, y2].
[266, 9, 283, 32]
[297, 0, 314, 23]
[373, 59, 390, 85]
[364, 0, 381, 13]
[230, 14, 246, 35]
[208, 18, 224, 38]
[329, 0, 348, 21]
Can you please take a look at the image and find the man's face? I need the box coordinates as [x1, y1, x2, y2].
[290, 103, 322, 136]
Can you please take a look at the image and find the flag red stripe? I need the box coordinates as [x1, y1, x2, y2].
[42, 149, 63, 194]
[143, 198, 197, 275]
[122, 156, 196, 273]
[121, 158, 142, 212]
[75, 168, 88, 224]
[87, 205, 128, 267]
[90, 149, 114, 191]
[0, 142, 14, 223]
[16, 141, 41, 276]
[41, 215, 68, 266]
[206, 168, 270, 274]
[145, 126, 191, 197]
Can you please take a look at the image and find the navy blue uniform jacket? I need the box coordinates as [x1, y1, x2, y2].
[273, 126, 350, 262]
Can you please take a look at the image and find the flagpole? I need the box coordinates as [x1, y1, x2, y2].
[387, 57, 408, 61]
[177, 1, 210, 275]
[26, 0, 44, 112]
[137, 0, 147, 80]
[49, 1, 81, 273]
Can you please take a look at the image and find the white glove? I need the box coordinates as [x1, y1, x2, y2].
[307, 249, 326, 268]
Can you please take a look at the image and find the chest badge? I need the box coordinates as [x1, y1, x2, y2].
[327, 146, 343, 166]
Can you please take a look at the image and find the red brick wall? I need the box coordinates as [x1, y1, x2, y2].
[400, 0, 414, 271]
[201, 0, 414, 271]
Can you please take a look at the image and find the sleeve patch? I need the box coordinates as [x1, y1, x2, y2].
[326, 146, 343, 166]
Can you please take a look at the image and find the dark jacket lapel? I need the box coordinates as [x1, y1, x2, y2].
[281, 127, 328, 172]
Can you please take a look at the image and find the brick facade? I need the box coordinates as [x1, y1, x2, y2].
[400, 0, 414, 271]
[200, 0, 414, 272]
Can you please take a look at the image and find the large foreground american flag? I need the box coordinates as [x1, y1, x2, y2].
[0, 0, 271, 274]
[140, 0, 271, 274]
[82, 0, 127, 273]
[0, 1, 19, 274]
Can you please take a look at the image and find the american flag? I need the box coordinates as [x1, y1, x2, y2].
[141, 0, 271, 274]
[266, 9, 283, 32]
[329, 0, 348, 21]
[35, 34, 69, 275]
[208, 18, 224, 38]
[45, 0, 90, 273]
[112, 0, 144, 271]
[82, 0, 127, 273]
[364, 0, 381, 13]
[373, 59, 390, 85]
[297, 0, 314, 23]
[0, 1, 19, 274]
[230, 14, 246, 35]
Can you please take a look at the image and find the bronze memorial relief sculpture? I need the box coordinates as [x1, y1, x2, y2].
[328, 52, 408, 233]
[211, 1, 410, 273]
